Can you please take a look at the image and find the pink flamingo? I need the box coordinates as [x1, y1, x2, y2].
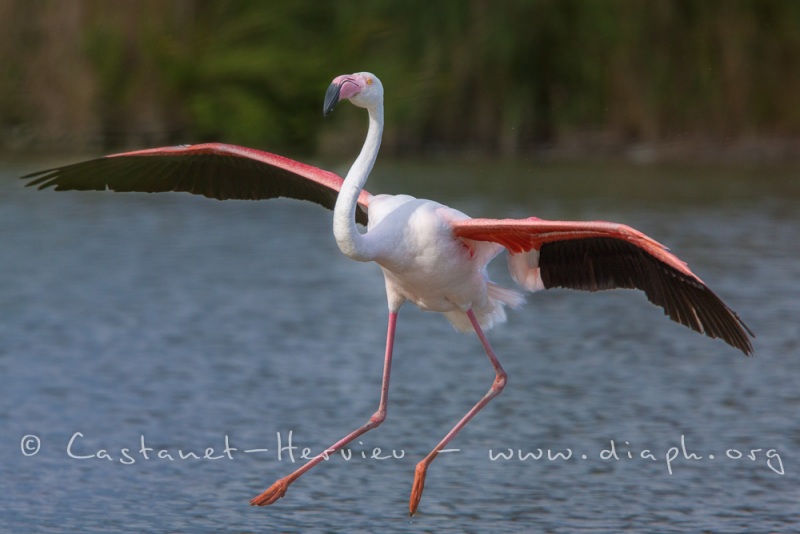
[23, 72, 753, 515]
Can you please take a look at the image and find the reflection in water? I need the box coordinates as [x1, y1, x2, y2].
[1, 161, 798, 532]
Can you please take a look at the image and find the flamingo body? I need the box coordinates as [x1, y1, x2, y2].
[21, 71, 753, 514]
[366, 195, 518, 330]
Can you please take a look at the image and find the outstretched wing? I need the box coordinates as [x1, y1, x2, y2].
[21, 143, 371, 225]
[453, 217, 754, 355]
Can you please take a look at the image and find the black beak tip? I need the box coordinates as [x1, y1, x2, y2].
[323, 82, 341, 116]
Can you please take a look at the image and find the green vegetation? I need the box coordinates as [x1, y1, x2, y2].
[1, 0, 798, 158]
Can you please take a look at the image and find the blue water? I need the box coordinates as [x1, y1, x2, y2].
[1, 160, 798, 532]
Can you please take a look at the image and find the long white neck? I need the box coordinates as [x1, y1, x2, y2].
[333, 104, 383, 261]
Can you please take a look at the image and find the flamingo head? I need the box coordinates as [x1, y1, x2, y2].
[324, 72, 383, 116]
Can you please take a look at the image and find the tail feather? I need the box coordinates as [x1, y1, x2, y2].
[445, 282, 525, 332]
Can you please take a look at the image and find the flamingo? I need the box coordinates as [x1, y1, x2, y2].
[22, 71, 753, 515]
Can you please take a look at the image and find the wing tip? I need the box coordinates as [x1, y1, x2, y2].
[20, 171, 55, 189]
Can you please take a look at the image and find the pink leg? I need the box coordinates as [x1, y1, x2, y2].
[250, 311, 398, 506]
[408, 308, 506, 516]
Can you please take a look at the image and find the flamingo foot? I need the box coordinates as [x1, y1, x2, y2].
[409, 462, 428, 516]
[250, 477, 290, 506]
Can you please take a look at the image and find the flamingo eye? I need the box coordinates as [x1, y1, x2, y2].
[366, 78, 373, 85]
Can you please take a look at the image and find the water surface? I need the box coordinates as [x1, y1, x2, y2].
[1, 159, 798, 532]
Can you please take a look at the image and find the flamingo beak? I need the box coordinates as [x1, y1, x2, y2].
[323, 82, 341, 116]
[324, 75, 366, 116]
